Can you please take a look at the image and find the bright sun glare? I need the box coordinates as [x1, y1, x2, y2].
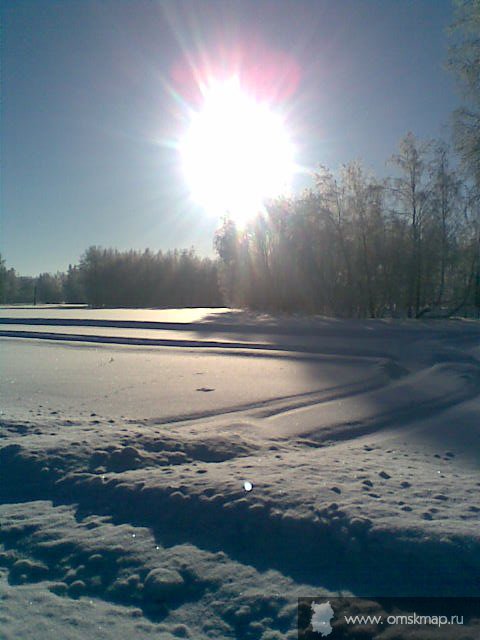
[180, 77, 295, 224]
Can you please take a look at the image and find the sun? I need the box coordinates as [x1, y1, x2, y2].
[179, 77, 295, 224]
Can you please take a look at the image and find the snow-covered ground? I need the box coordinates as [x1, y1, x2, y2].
[1, 307, 479, 639]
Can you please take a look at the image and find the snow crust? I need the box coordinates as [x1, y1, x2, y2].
[1, 307, 479, 638]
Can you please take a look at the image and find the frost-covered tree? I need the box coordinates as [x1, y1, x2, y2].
[0, 254, 6, 303]
[449, 0, 480, 184]
[390, 133, 432, 317]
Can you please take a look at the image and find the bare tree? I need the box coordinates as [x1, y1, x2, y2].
[390, 133, 432, 317]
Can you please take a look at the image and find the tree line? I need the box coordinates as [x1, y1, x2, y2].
[1, 145, 477, 317]
[214, 136, 479, 317]
[0, 248, 223, 308]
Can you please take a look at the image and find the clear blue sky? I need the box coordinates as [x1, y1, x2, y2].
[1, 0, 460, 275]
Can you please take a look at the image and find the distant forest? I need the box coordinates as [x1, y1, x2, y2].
[1, 1, 479, 318]
[0, 248, 223, 308]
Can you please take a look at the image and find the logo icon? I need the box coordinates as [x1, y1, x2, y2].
[310, 601, 334, 637]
